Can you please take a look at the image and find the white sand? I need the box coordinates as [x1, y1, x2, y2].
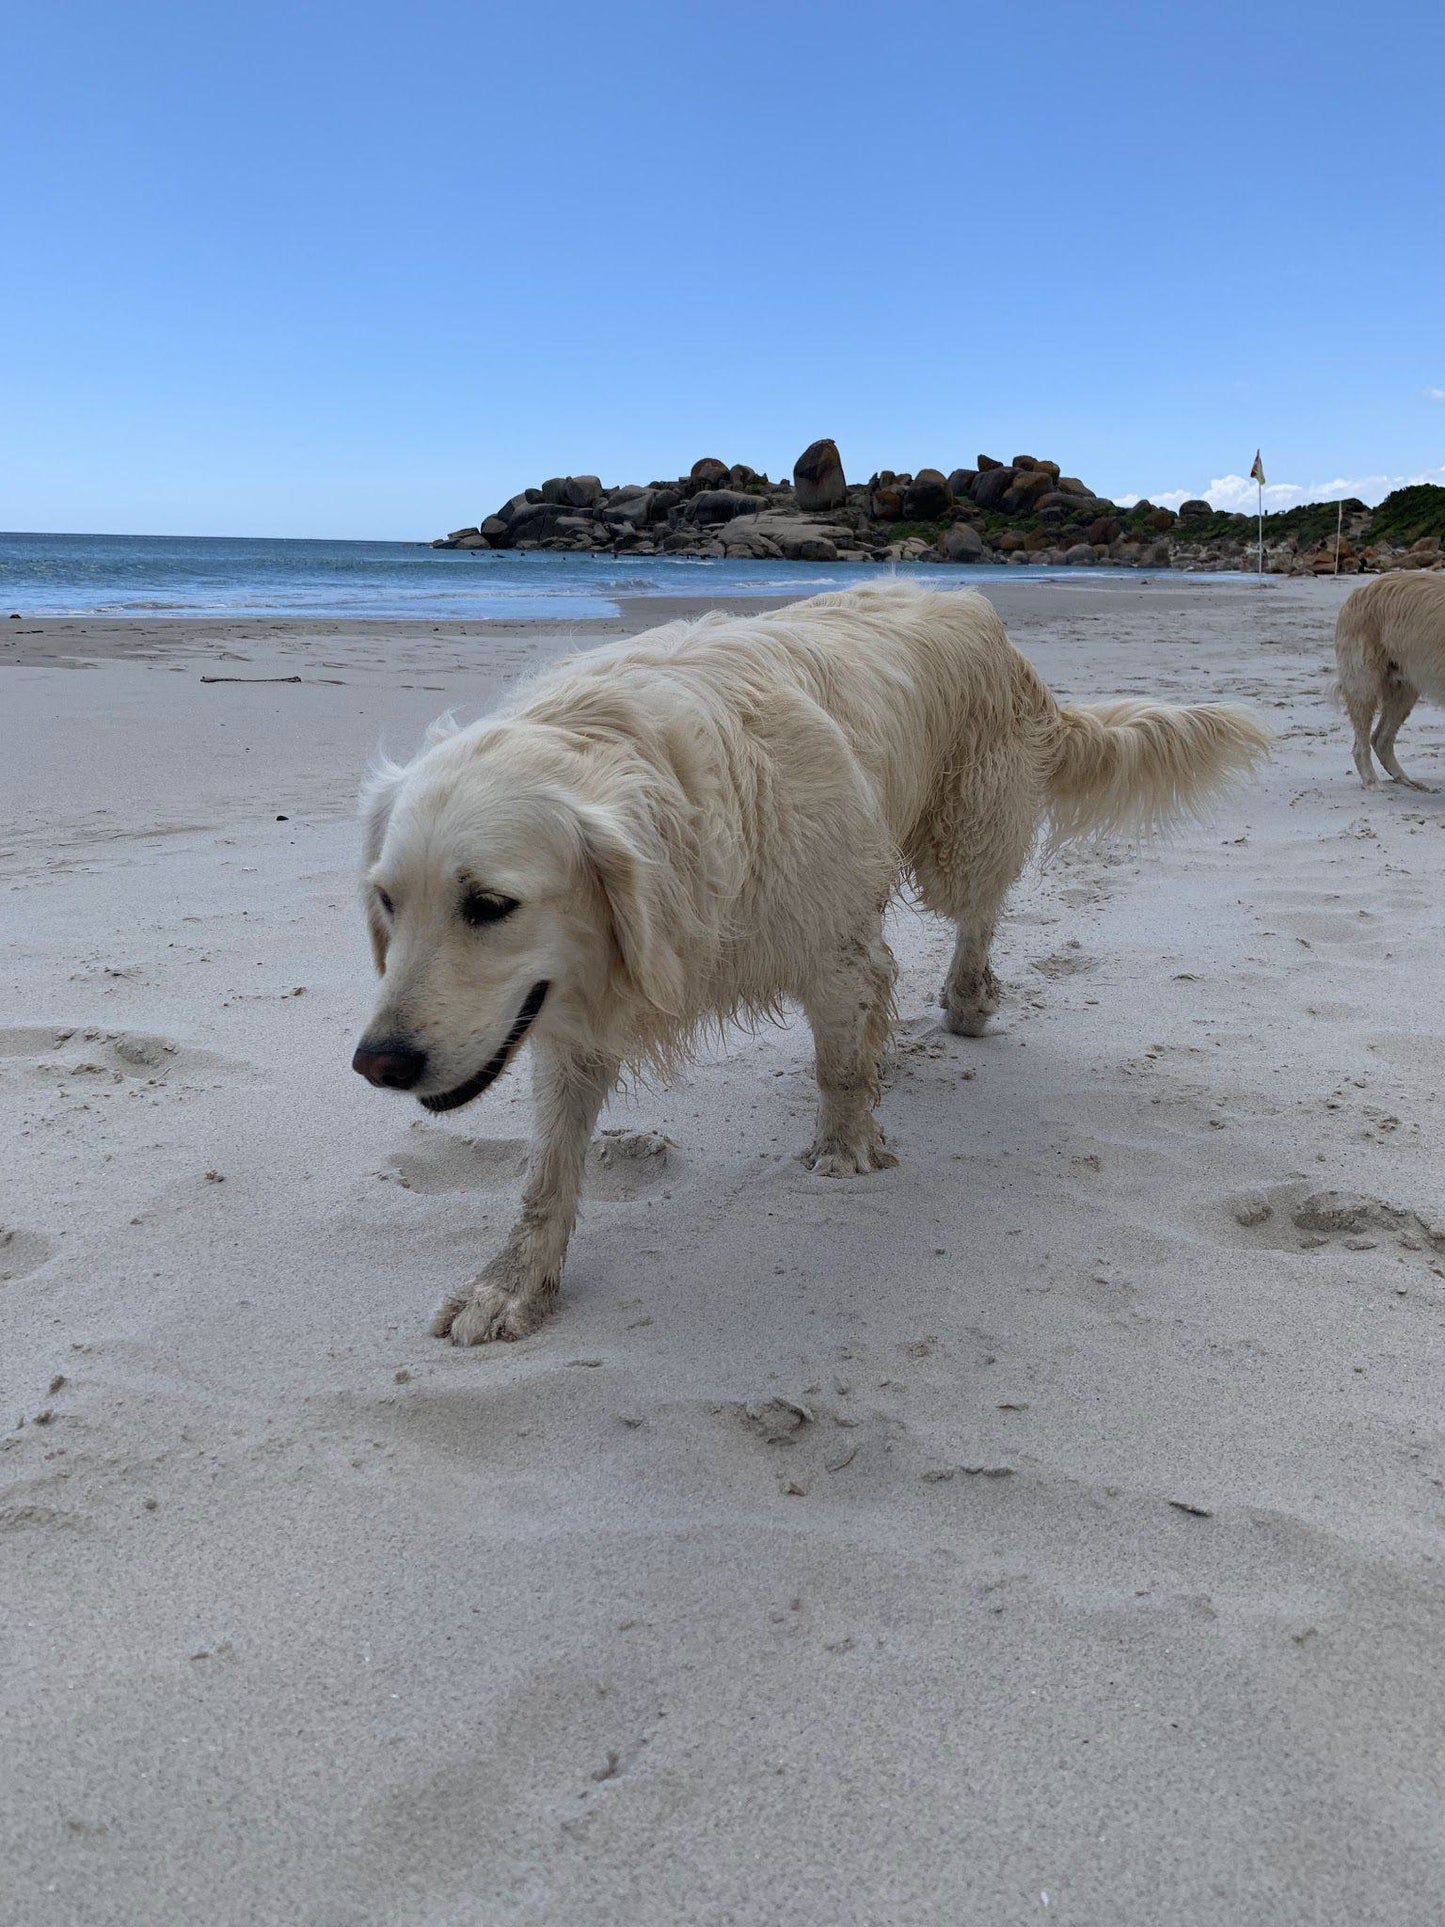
[4, 578, 1444, 1925]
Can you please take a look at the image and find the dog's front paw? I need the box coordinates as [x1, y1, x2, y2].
[431, 1254, 559, 1346]
[802, 1122, 897, 1178]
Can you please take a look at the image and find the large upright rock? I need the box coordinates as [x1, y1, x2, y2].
[942, 523, 986, 563]
[793, 439, 847, 512]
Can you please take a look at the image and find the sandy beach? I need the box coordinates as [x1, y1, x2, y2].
[5, 575, 1445, 1925]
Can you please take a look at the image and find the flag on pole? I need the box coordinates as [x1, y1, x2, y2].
[1249, 451, 1266, 487]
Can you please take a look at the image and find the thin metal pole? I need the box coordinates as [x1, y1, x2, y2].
[1258, 481, 1264, 576]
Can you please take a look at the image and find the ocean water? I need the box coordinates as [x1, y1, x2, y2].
[0, 530, 1070, 621]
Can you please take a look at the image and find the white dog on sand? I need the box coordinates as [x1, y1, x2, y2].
[354, 584, 1267, 1343]
[1335, 572, 1445, 789]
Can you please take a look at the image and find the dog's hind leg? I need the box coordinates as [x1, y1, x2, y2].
[940, 908, 1006, 1038]
[801, 923, 898, 1177]
[917, 789, 1035, 1038]
[1341, 679, 1380, 786]
[1372, 677, 1429, 789]
[433, 1043, 618, 1344]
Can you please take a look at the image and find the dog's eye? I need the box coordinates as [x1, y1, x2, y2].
[459, 889, 518, 928]
[376, 889, 394, 917]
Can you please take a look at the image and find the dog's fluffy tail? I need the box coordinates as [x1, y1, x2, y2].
[1044, 699, 1270, 846]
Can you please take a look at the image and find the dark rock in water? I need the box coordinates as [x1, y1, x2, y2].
[1178, 498, 1212, 524]
[903, 469, 952, 520]
[690, 457, 731, 486]
[446, 526, 481, 543]
[603, 490, 654, 530]
[970, 466, 1016, 510]
[507, 500, 589, 541]
[793, 438, 847, 512]
[947, 469, 978, 500]
[687, 489, 764, 526]
[793, 534, 838, 561]
[454, 533, 490, 549]
[942, 523, 986, 563]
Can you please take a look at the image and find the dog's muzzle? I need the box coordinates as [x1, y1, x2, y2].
[418, 980, 550, 1113]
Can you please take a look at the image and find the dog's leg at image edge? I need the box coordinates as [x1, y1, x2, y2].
[433, 1044, 618, 1343]
[1372, 676, 1429, 789]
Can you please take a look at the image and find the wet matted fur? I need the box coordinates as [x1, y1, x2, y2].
[1335, 572, 1445, 789]
[355, 584, 1269, 1343]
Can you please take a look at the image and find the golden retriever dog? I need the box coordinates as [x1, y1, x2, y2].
[354, 584, 1267, 1344]
[1336, 572, 1445, 789]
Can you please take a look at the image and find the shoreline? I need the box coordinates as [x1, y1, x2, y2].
[1, 572, 1338, 666]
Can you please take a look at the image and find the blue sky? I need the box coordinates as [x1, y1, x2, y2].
[5, 0, 1444, 537]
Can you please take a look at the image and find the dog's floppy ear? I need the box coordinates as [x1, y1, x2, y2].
[359, 759, 404, 975]
[575, 801, 686, 1016]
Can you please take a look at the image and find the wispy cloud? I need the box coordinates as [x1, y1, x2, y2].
[1424, 386, 1445, 402]
[1119, 464, 1445, 513]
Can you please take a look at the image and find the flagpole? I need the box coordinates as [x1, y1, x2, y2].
[1257, 478, 1263, 577]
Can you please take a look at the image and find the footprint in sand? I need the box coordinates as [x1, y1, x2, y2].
[391, 1127, 673, 1200]
[1227, 1182, 1445, 1258]
[390, 1133, 531, 1194]
[721, 1396, 912, 1495]
[0, 1226, 53, 1283]
[1031, 942, 1098, 981]
[585, 1129, 673, 1201]
[0, 1024, 235, 1087]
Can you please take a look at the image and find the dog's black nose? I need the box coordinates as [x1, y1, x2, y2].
[352, 1040, 428, 1090]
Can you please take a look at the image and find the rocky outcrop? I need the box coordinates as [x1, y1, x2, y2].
[792, 439, 847, 512]
[431, 445, 1445, 575]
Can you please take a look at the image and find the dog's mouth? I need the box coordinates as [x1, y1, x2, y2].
[418, 981, 550, 1113]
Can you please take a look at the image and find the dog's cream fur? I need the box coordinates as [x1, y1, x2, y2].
[1335, 572, 1445, 789]
[357, 584, 1268, 1343]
